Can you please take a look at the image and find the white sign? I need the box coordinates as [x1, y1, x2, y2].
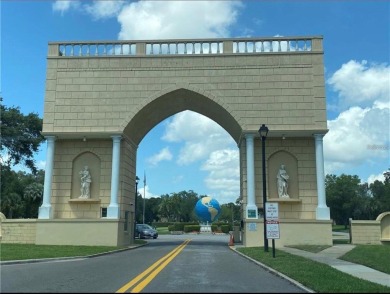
[248, 223, 257, 231]
[265, 202, 279, 220]
[266, 220, 280, 239]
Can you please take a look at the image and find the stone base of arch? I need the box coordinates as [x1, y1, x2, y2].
[35, 219, 134, 247]
[242, 219, 333, 247]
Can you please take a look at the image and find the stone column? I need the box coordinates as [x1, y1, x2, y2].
[245, 134, 258, 219]
[314, 134, 330, 220]
[38, 136, 56, 219]
[107, 135, 122, 219]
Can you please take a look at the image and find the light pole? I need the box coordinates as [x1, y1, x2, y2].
[259, 124, 269, 252]
[231, 203, 234, 226]
[143, 173, 146, 224]
[134, 176, 140, 238]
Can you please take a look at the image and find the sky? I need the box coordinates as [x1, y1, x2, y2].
[1, 0, 389, 205]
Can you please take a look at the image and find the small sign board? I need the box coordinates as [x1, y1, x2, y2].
[266, 220, 280, 239]
[248, 223, 257, 231]
[265, 202, 279, 220]
[247, 209, 257, 218]
[265, 202, 280, 239]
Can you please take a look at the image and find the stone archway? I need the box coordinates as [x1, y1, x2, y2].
[35, 36, 332, 247]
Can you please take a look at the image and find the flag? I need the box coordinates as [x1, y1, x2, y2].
[144, 171, 146, 186]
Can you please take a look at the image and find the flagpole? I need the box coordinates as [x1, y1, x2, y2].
[143, 171, 146, 224]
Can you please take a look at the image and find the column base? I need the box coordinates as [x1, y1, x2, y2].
[316, 206, 330, 220]
[38, 205, 52, 219]
[107, 204, 120, 219]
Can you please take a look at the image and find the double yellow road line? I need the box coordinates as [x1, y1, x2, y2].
[116, 239, 191, 293]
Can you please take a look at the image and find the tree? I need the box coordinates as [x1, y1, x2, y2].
[1, 98, 44, 173]
[0, 166, 44, 218]
[1, 166, 24, 218]
[144, 197, 162, 224]
[23, 182, 44, 218]
[1, 192, 23, 218]
[325, 174, 369, 227]
[369, 168, 390, 217]
[158, 190, 200, 222]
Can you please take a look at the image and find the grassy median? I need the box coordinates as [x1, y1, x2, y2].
[237, 245, 390, 293]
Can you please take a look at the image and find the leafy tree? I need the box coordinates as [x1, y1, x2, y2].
[23, 182, 44, 218]
[325, 174, 368, 227]
[1, 192, 23, 218]
[158, 194, 175, 222]
[0, 166, 44, 218]
[143, 197, 162, 224]
[158, 190, 200, 222]
[1, 98, 44, 173]
[1, 166, 24, 218]
[369, 168, 390, 217]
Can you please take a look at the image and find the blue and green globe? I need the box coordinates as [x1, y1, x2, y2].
[195, 196, 221, 223]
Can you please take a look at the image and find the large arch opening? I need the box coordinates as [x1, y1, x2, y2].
[123, 88, 243, 226]
[123, 88, 242, 146]
[136, 110, 240, 204]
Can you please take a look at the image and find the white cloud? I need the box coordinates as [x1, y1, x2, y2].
[367, 172, 386, 184]
[52, 1, 80, 14]
[37, 160, 46, 170]
[146, 147, 173, 166]
[327, 60, 390, 108]
[162, 111, 236, 165]
[84, 1, 126, 20]
[162, 111, 239, 203]
[202, 149, 240, 203]
[324, 105, 389, 173]
[117, 1, 243, 40]
[138, 185, 159, 199]
[324, 60, 390, 175]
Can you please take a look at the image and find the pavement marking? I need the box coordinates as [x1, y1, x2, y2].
[116, 239, 191, 293]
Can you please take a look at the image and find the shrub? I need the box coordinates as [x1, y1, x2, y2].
[168, 222, 199, 231]
[184, 225, 200, 233]
[220, 225, 230, 233]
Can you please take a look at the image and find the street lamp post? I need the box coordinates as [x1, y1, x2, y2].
[134, 176, 140, 239]
[231, 203, 234, 226]
[143, 183, 146, 224]
[259, 124, 269, 252]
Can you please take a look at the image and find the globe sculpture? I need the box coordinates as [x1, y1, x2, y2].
[195, 196, 221, 223]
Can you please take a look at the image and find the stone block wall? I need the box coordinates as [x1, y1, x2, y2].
[1, 219, 37, 244]
[350, 220, 381, 245]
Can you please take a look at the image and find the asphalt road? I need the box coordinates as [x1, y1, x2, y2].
[1, 234, 307, 293]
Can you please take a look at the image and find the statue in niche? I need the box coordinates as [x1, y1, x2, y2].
[277, 164, 290, 198]
[79, 165, 92, 199]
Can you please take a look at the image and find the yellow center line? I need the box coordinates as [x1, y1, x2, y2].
[116, 239, 191, 293]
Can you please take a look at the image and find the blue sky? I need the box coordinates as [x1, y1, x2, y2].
[2, 1, 389, 204]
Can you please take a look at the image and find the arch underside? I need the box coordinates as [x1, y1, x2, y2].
[123, 88, 242, 146]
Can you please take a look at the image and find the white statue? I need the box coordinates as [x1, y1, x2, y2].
[79, 166, 92, 199]
[277, 164, 289, 198]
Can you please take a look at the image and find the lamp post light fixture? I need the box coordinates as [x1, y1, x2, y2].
[259, 124, 269, 252]
[134, 176, 140, 239]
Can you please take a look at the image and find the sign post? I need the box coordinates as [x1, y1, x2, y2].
[265, 202, 280, 258]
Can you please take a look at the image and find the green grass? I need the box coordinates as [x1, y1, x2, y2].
[332, 225, 350, 233]
[340, 245, 390, 275]
[0, 240, 146, 261]
[156, 227, 170, 235]
[237, 247, 390, 293]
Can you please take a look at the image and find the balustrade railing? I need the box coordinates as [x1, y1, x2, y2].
[49, 36, 322, 57]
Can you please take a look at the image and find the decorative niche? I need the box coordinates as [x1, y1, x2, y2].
[70, 151, 101, 203]
[268, 150, 300, 203]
